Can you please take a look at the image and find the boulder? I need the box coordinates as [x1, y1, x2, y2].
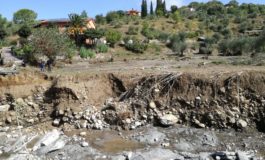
[149, 101, 156, 109]
[81, 141, 89, 147]
[237, 119, 247, 128]
[159, 114, 178, 126]
[33, 129, 61, 151]
[0, 104, 10, 112]
[53, 119, 60, 126]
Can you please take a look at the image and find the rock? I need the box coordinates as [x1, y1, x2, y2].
[33, 129, 61, 151]
[149, 101, 156, 109]
[220, 87, 226, 94]
[237, 119, 247, 128]
[159, 114, 178, 126]
[80, 120, 87, 128]
[111, 155, 126, 160]
[6, 116, 12, 123]
[16, 98, 25, 105]
[174, 139, 195, 151]
[194, 119, 205, 128]
[124, 151, 133, 160]
[27, 119, 34, 123]
[161, 142, 170, 147]
[195, 96, 201, 107]
[0, 104, 10, 112]
[37, 137, 68, 154]
[236, 151, 253, 160]
[80, 132, 86, 136]
[53, 119, 60, 126]
[81, 141, 89, 147]
[134, 128, 166, 144]
[58, 109, 64, 116]
[131, 148, 184, 160]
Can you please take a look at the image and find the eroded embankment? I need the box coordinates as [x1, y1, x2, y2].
[0, 71, 265, 132]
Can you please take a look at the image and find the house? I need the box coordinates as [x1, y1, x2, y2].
[34, 18, 96, 33]
[126, 9, 140, 16]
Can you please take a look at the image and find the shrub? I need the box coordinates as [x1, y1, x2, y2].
[186, 32, 199, 39]
[17, 25, 32, 38]
[127, 26, 139, 35]
[158, 32, 170, 43]
[0, 27, 7, 40]
[199, 47, 212, 55]
[168, 33, 187, 56]
[11, 47, 24, 58]
[95, 14, 106, 24]
[106, 11, 123, 23]
[96, 43, 108, 53]
[84, 28, 105, 40]
[105, 29, 122, 47]
[141, 23, 160, 39]
[29, 28, 76, 62]
[125, 38, 148, 53]
[80, 47, 95, 58]
[218, 37, 256, 56]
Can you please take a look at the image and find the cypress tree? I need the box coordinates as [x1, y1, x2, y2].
[163, 0, 166, 15]
[141, 0, 148, 18]
[156, 0, 163, 16]
[150, 1, 154, 15]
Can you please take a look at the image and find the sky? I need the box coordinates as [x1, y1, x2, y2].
[0, 0, 264, 20]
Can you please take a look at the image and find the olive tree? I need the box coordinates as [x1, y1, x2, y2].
[13, 9, 37, 25]
[29, 28, 76, 62]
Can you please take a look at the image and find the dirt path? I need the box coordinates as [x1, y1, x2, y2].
[52, 57, 265, 76]
[0, 47, 22, 64]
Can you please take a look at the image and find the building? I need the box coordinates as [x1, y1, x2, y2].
[126, 9, 140, 16]
[34, 18, 96, 33]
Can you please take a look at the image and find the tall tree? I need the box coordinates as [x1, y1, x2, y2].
[80, 10, 88, 18]
[150, 1, 154, 15]
[141, 0, 148, 18]
[156, 0, 164, 16]
[163, 0, 167, 15]
[13, 9, 37, 25]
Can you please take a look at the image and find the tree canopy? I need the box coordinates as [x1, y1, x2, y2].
[13, 9, 37, 25]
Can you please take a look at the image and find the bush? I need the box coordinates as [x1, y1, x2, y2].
[96, 43, 108, 53]
[141, 25, 160, 40]
[17, 25, 32, 38]
[0, 27, 7, 40]
[199, 47, 212, 55]
[127, 26, 139, 35]
[80, 47, 95, 58]
[186, 32, 199, 39]
[106, 11, 124, 23]
[105, 29, 122, 47]
[11, 47, 24, 58]
[168, 33, 187, 56]
[95, 14, 106, 24]
[157, 32, 170, 43]
[218, 37, 256, 56]
[29, 28, 76, 62]
[124, 38, 148, 53]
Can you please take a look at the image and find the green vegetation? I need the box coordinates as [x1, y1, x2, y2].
[124, 38, 148, 53]
[17, 25, 32, 38]
[28, 28, 76, 63]
[0, 0, 265, 67]
[105, 29, 122, 47]
[141, 0, 148, 18]
[80, 47, 95, 58]
[96, 43, 108, 53]
[13, 9, 37, 25]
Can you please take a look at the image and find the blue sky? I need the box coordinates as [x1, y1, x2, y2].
[0, 0, 264, 20]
